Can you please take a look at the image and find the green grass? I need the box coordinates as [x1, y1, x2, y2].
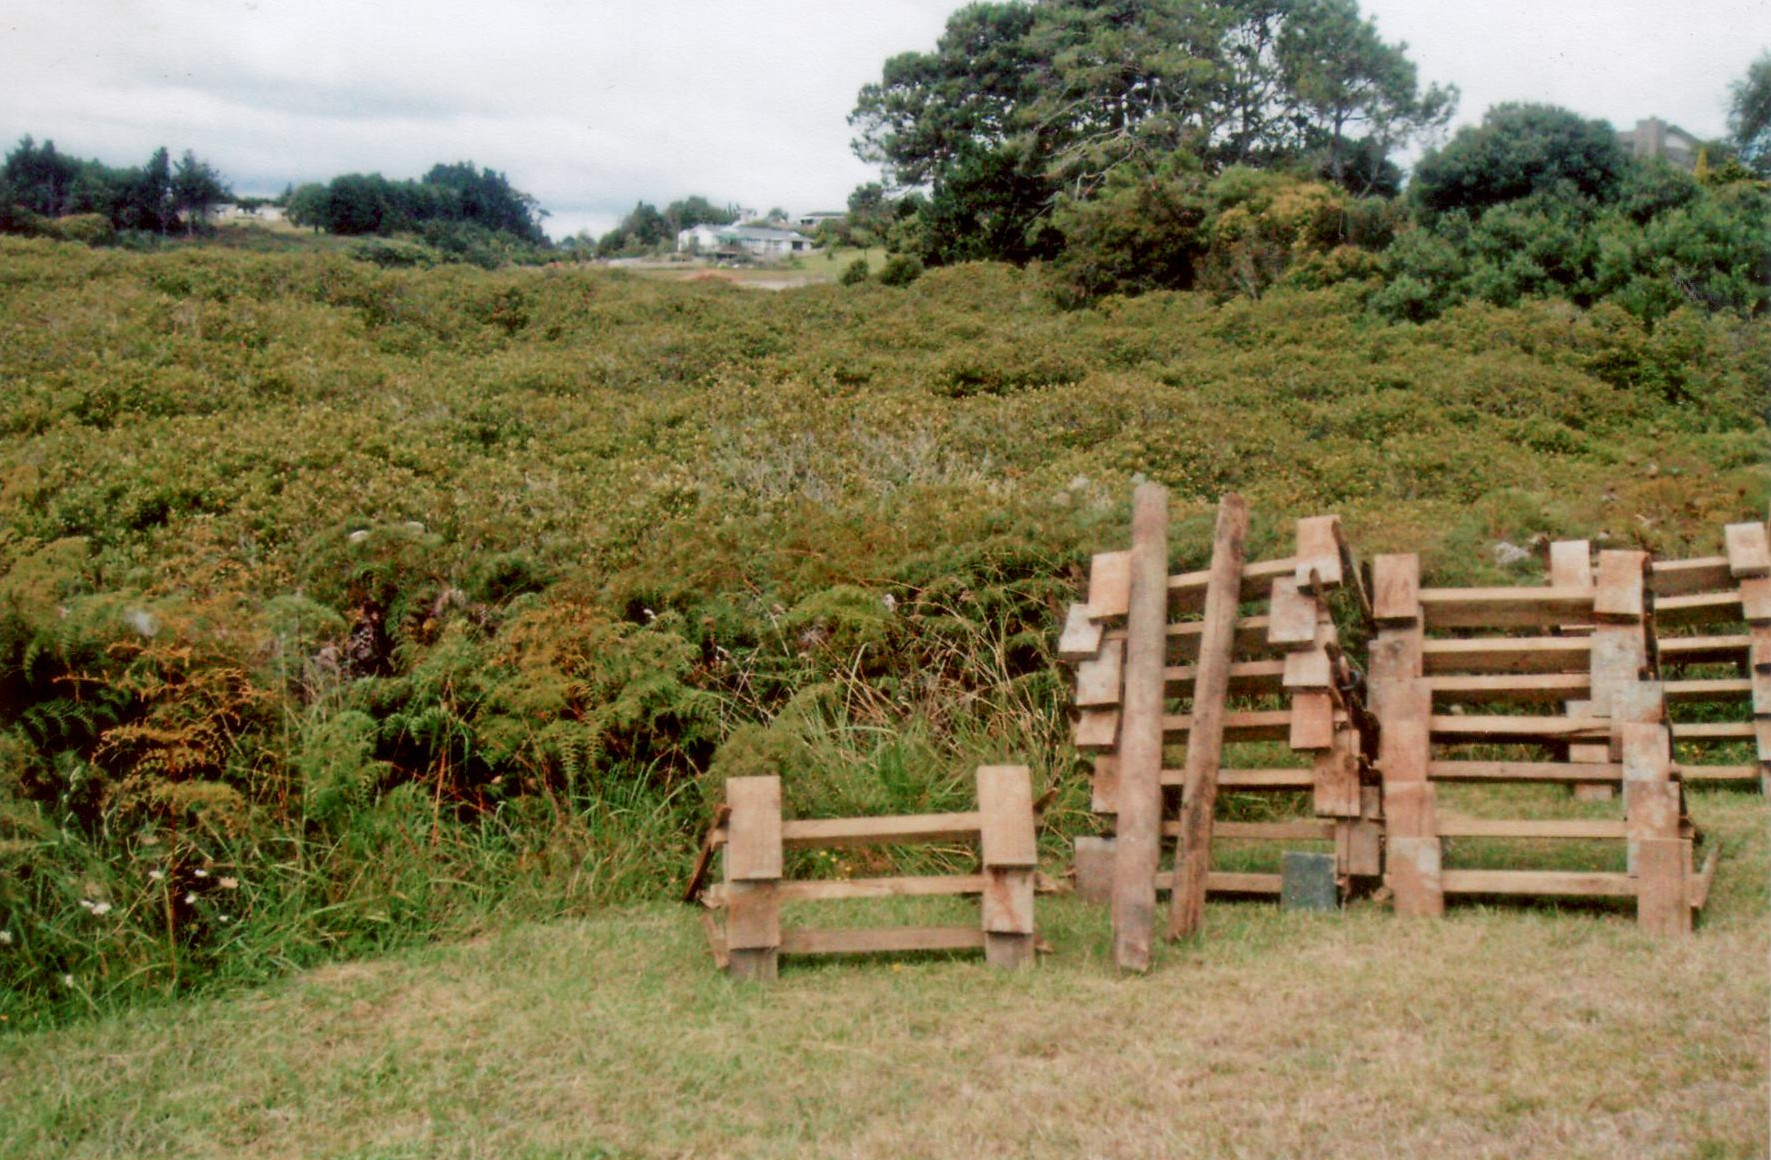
[2, 785, 1763, 1159]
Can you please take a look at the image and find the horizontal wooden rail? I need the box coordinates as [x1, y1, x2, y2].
[1437, 870, 1636, 898]
[781, 812, 982, 849]
[779, 926, 987, 955]
[1429, 714, 1610, 743]
[1420, 637, 1591, 674]
[1426, 673, 1590, 704]
[1655, 590, 1743, 628]
[1427, 760, 1623, 783]
[1162, 710, 1295, 743]
[1671, 721, 1756, 741]
[1152, 870, 1284, 895]
[1436, 817, 1629, 840]
[1649, 557, 1732, 597]
[1164, 659, 1287, 695]
[1663, 677, 1753, 702]
[1167, 557, 1297, 613]
[1418, 587, 1595, 630]
[1657, 635, 1750, 663]
[1679, 764, 1762, 783]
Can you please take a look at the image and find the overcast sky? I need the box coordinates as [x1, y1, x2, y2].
[3, 1, 1766, 240]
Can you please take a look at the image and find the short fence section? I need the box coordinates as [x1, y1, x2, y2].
[696, 766, 1043, 980]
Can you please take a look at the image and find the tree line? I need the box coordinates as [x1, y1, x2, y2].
[847, 2, 1770, 320]
[284, 163, 548, 247]
[0, 137, 229, 238]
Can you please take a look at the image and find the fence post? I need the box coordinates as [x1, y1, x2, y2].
[723, 776, 783, 981]
[978, 765, 1037, 970]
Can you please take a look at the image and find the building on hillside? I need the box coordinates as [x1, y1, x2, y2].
[204, 202, 286, 223]
[1617, 118, 1702, 171]
[796, 211, 845, 229]
[676, 223, 815, 259]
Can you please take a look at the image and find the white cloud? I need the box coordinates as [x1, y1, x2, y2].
[3, 1, 1766, 239]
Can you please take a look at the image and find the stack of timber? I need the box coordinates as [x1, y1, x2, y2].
[1649, 521, 1771, 793]
[1367, 544, 1713, 932]
[690, 766, 1047, 980]
[1060, 488, 1380, 969]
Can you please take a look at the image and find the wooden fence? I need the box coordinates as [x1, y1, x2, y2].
[693, 766, 1045, 980]
[1650, 522, 1771, 792]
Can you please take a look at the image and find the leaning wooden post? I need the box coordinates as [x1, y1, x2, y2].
[1168, 493, 1249, 942]
[723, 776, 783, 981]
[978, 764, 1037, 969]
[1110, 482, 1170, 971]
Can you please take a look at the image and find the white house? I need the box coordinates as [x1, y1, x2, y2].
[1617, 118, 1702, 171]
[676, 223, 815, 259]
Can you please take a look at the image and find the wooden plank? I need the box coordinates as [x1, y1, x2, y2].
[1548, 540, 1594, 589]
[1418, 586, 1595, 630]
[779, 926, 986, 955]
[1169, 492, 1250, 943]
[1090, 754, 1119, 815]
[1283, 646, 1333, 690]
[774, 875, 988, 902]
[1428, 760, 1624, 783]
[982, 867, 1035, 935]
[1384, 781, 1436, 839]
[700, 910, 731, 971]
[1217, 767, 1316, 790]
[1421, 636, 1591, 674]
[1372, 554, 1420, 625]
[725, 777, 783, 881]
[977, 764, 1037, 869]
[1434, 816, 1628, 839]
[1593, 550, 1646, 620]
[780, 812, 981, 849]
[1724, 521, 1771, 578]
[1658, 634, 1751, 664]
[1088, 550, 1132, 619]
[1663, 677, 1753, 702]
[1294, 515, 1344, 592]
[1744, 576, 1771, 626]
[1690, 846, 1719, 910]
[1166, 658, 1287, 695]
[1290, 691, 1336, 750]
[1379, 680, 1432, 787]
[1588, 629, 1646, 717]
[1074, 709, 1120, 751]
[1426, 673, 1590, 703]
[1678, 764, 1762, 783]
[1268, 577, 1319, 646]
[1338, 815, 1384, 878]
[682, 802, 732, 902]
[1388, 836, 1445, 917]
[1152, 871, 1285, 896]
[1670, 721, 1755, 741]
[1636, 838, 1691, 935]
[1655, 590, 1744, 627]
[1429, 714, 1610, 743]
[1057, 602, 1106, 662]
[724, 880, 781, 953]
[1111, 482, 1170, 973]
[1161, 617, 1278, 661]
[1313, 736, 1363, 818]
[1161, 710, 1294, 742]
[1649, 556, 1731, 597]
[1167, 556, 1296, 613]
[1073, 836, 1115, 905]
[1438, 870, 1636, 897]
[1074, 639, 1125, 707]
[1182, 820, 1337, 841]
[1754, 627, 1771, 672]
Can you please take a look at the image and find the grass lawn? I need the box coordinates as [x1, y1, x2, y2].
[4, 787, 1763, 1160]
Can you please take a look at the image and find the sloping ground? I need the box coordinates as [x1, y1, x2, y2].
[2, 786, 1764, 1159]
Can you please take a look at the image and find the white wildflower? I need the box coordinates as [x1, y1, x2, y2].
[185, 892, 199, 905]
[60, 974, 75, 987]
[219, 877, 238, 890]
[0, 930, 13, 946]
[148, 869, 165, 881]
[90, 902, 112, 917]
[193, 869, 210, 878]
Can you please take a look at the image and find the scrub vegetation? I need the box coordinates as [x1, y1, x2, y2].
[1, 238, 1765, 1033]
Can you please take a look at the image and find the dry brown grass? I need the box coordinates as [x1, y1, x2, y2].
[3, 787, 1765, 1160]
